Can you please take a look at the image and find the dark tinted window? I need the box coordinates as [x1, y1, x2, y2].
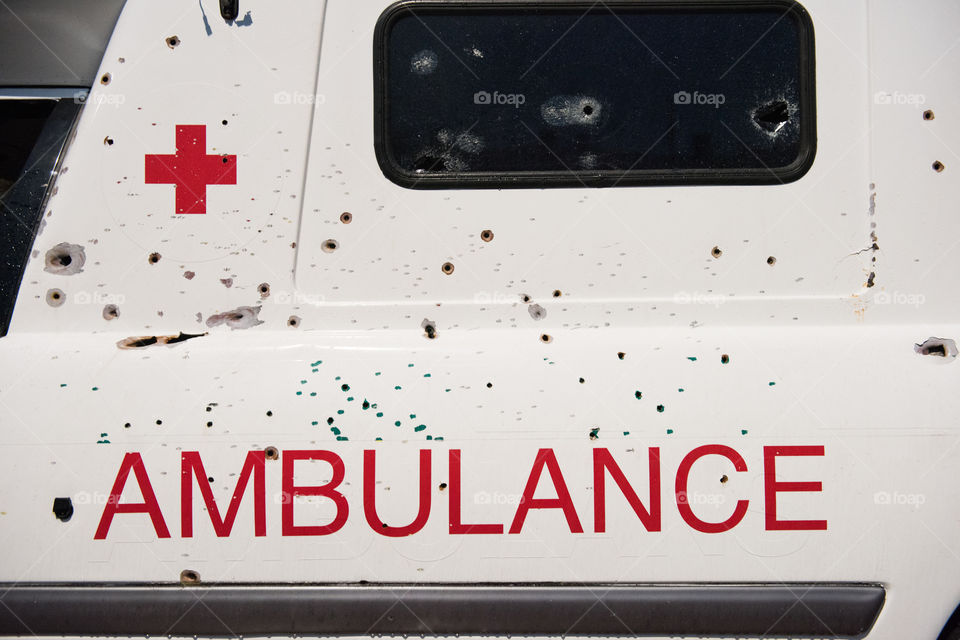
[375, 1, 815, 188]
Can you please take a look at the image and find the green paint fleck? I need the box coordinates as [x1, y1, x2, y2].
[309, 392, 317, 397]
[414, 424, 427, 432]
[376, 412, 384, 418]
[335, 376, 341, 381]
[445, 388, 451, 393]
[408, 363, 414, 367]
[656, 404, 665, 412]
[376, 437, 383, 441]
[678, 388, 684, 393]
[434, 436, 444, 441]
[310, 360, 322, 367]
[741, 429, 749, 435]
[687, 357, 697, 361]
[59, 383, 67, 388]
[634, 391, 642, 400]
[91, 387, 99, 391]
[423, 373, 431, 378]
[768, 381, 776, 386]
[312, 368, 319, 373]
[395, 421, 401, 427]
[331, 427, 341, 435]
[100, 432, 108, 437]
[666, 428, 674, 435]
[347, 396, 354, 402]
[589, 427, 600, 440]
[97, 438, 110, 444]
[300, 380, 307, 384]
[375, 372, 381, 376]
[623, 431, 630, 436]
[311, 421, 318, 426]
[337, 409, 344, 415]
[394, 385, 402, 390]
[409, 414, 416, 419]
[296, 391, 302, 396]
[336, 436, 348, 441]
[426, 435, 433, 440]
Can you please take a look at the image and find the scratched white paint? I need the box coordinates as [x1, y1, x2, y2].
[0, 1, 959, 639]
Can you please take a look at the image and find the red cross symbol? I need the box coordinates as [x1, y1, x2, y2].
[144, 124, 237, 214]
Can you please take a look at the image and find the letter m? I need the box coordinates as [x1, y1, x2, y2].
[181, 451, 266, 537]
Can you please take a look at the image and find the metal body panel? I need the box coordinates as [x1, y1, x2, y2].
[0, 1, 958, 638]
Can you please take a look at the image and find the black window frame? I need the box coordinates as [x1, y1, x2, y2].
[373, 0, 817, 189]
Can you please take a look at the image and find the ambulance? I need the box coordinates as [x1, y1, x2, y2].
[0, 0, 957, 638]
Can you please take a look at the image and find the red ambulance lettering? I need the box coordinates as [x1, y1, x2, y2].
[181, 450, 266, 537]
[509, 448, 583, 534]
[282, 450, 348, 536]
[94, 452, 170, 539]
[363, 449, 432, 537]
[763, 445, 828, 531]
[675, 445, 750, 533]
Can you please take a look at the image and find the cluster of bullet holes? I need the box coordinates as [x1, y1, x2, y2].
[340, 212, 352, 224]
[46, 288, 65, 307]
[179, 569, 200, 585]
[148, 252, 161, 265]
[100, 72, 111, 85]
[102, 304, 119, 321]
[165, 35, 180, 49]
[322, 239, 339, 253]
[265, 446, 279, 460]
[52, 497, 73, 522]
[421, 318, 437, 339]
[441, 262, 455, 275]
[258, 282, 270, 298]
[481, 229, 494, 242]
[288, 315, 301, 328]
[44, 242, 85, 275]
[103, 136, 114, 146]
[711, 246, 722, 258]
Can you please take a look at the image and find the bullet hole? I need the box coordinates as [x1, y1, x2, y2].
[179, 570, 200, 585]
[711, 246, 722, 258]
[183, 270, 195, 280]
[205, 306, 263, 330]
[46, 288, 65, 307]
[266, 410, 273, 417]
[221, 156, 229, 164]
[220, 277, 233, 288]
[753, 100, 790, 133]
[321, 239, 339, 253]
[102, 304, 119, 320]
[720, 474, 729, 484]
[486, 382, 493, 388]
[721, 354, 730, 364]
[222, 119, 228, 125]
[481, 229, 494, 242]
[156, 419, 163, 425]
[103, 136, 114, 146]
[207, 477, 214, 483]
[340, 212, 352, 224]
[933, 160, 945, 173]
[52, 497, 73, 522]
[439, 483, 448, 490]
[617, 352, 625, 360]
[148, 252, 161, 264]
[206, 421, 213, 427]
[578, 377, 585, 384]
[589, 427, 599, 440]
[528, 304, 546, 321]
[540, 333, 552, 343]
[422, 318, 437, 339]
[866, 272, 875, 288]
[44, 242, 85, 275]
[341, 384, 350, 391]
[635, 390, 642, 399]
[100, 72, 111, 85]
[288, 315, 301, 328]
[441, 261, 455, 275]
[165, 36, 180, 49]
[264, 446, 279, 460]
[914, 337, 958, 359]
[258, 282, 271, 298]
[116, 332, 206, 349]
[520, 294, 532, 303]
[767, 256, 777, 266]
[124, 422, 131, 428]
[923, 110, 935, 121]
[656, 404, 665, 413]
[542, 94, 602, 126]
[552, 289, 562, 298]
